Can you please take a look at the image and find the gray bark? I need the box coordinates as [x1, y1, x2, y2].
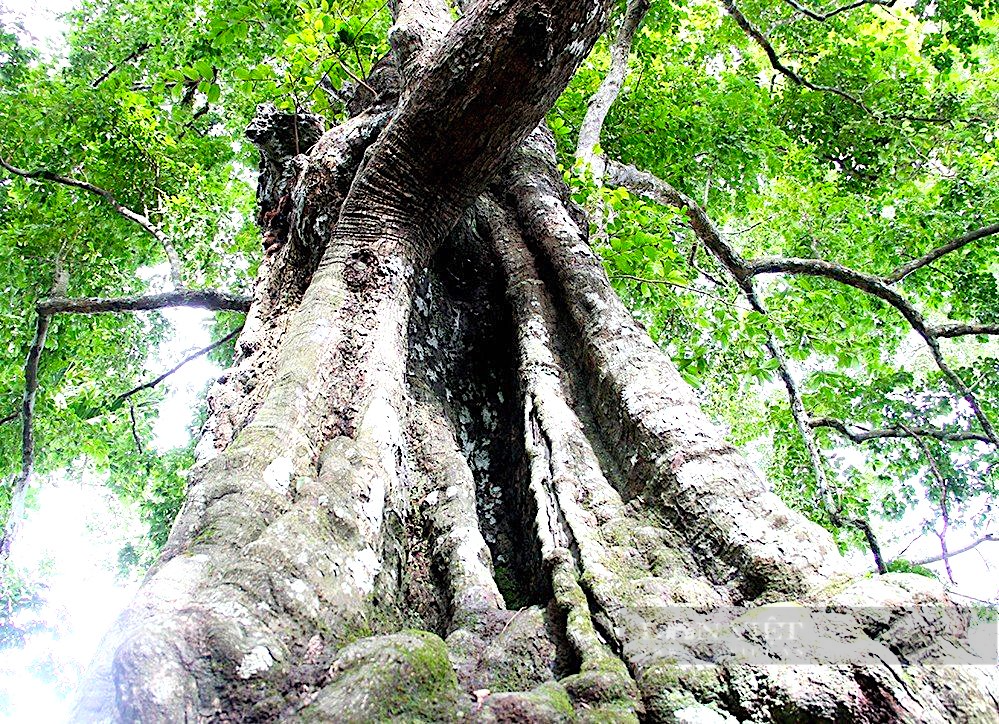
[72, 2, 997, 722]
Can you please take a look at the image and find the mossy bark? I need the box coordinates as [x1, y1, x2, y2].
[73, 1, 996, 722]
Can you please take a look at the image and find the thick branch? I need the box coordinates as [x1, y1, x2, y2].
[810, 417, 992, 445]
[929, 322, 999, 339]
[575, 0, 650, 174]
[886, 223, 999, 284]
[0, 156, 184, 286]
[37, 289, 251, 315]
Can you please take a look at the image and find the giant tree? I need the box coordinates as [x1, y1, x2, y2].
[1, 0, 998, 720]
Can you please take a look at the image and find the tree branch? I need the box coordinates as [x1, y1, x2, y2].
[575, 0, 650, 174]
[909, 533, 996, 566]
[782, 0, 894, 22]
[114, 325, 243, 404]
[740, 268, 890, 572]
[1, 287, 54, 557]
[2, 285, 247, 557]
[0, 155, 185, 287]
[90, 42, 150, 88]
[744, 256, 997, 444]
[564, 1, 984, 571]
[601, 168, 890, 570]
[721, 0, 985, 125]
[929, 322, 999, 339]
[604, 160, 997, 445]
[611, 273, 743, 307]
[810, 417, 992, 445]
[902, 424, 956, 583]
[128, 401, 144, 454]
[37, 289, 251, 315]
[606, 160, 751, 276]
[719, 0, 872, 111]
[885, 223, 999, 284]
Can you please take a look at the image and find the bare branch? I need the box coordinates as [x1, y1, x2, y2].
[810, 417, 992, 445]
[886, 223, 999, 284]
[0, 411, 18, 426]
[115, 325, 243, 404]
[783, 0, 894, 22]
[909, 533, 997, 566]
[575, 0, 651, 174]
[38, 289, 251, 315]
[0, 155, 184, 287]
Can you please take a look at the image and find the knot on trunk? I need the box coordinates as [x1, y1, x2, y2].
[344, 248, 383, 290]
[246, 103, 325, 163]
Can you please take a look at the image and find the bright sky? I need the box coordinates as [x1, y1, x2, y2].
[0, 297, 220, 722]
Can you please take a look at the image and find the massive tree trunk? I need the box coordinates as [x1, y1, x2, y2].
[73, 1, 997, 722]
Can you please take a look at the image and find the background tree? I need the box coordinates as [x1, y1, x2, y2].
[0, 0, 997, 721]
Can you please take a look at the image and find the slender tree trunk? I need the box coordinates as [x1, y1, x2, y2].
[73, 2, 997, 722]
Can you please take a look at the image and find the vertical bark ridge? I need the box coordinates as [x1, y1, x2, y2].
[489, 131, 999, 723]
[75, 0, 615, 717]
[201, 109, 389, 455]
[503, 130, 847, 602]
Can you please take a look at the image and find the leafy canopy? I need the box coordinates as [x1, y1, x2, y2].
[0, 0, 997, 579]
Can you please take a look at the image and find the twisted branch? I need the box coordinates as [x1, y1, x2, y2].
[810, 417, 991, 445]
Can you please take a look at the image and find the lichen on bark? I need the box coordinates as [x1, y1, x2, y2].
[71, 0, 997, 721]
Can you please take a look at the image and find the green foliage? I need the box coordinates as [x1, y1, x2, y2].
[1, 0, 997, 582]
[556, 0, 999, 565]
[885, 559, 940, 579]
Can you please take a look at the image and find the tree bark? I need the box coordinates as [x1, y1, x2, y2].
[73, 3, 997, 722]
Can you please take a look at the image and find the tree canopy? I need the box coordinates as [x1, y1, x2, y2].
[1, 0, 997, 593]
